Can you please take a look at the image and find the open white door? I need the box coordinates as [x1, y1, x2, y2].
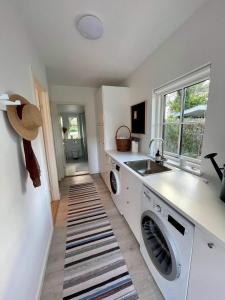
[33, 78, 60, 202]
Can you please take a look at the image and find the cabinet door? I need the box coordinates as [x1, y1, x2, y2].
[99, 149, 111, 189]
[103, 152, 111, 190]
[187, 227, 225, 300]
[98, 145, 105, 174]
[102, 86, 130, 150]
[97, 125, 104, 144]
[96, 89, 104, 125]
[121, 167, 142, 243]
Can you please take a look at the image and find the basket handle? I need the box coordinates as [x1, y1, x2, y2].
[115, 125, 131, 139]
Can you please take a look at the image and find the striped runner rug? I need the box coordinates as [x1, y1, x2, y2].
[63, 182, 139, 300]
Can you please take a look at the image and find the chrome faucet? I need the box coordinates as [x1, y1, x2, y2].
[149, 138, 166, 162]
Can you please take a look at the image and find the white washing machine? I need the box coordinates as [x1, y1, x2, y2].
[109, 160, 123, 214]
[140, 185, 194, 300]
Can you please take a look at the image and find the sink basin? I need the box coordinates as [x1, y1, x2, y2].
[124, 159, 171, 176]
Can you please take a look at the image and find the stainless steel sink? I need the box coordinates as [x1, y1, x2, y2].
[124, 159, 171, 176]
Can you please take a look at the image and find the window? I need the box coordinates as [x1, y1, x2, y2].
[152, 65, 210, 174]
[68, 117, 80, 139]
[163, 80, 210, 160]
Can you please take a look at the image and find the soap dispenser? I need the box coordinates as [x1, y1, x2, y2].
[155, 149, 162, 163]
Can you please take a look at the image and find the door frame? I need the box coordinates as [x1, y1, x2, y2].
[31, 73, 60, 201]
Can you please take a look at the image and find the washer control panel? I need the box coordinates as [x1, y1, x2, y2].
[153, 204, 162, 213]
[143, 185, 193, 236]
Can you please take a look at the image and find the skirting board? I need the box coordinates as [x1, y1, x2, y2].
[35, 224, 54, 300]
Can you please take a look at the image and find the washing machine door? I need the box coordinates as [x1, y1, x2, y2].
[110, 170, 120, 195]
[141, 210, 180, 281]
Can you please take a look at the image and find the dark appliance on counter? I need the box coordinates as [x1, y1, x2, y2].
[131, 101, 145, 134]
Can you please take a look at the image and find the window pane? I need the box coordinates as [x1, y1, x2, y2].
[69, 117, 78, 125]
[68, 117, 80, 139]
[163, 124, 179, 155]
[164, 90, 182, 122]
[183, 80, 209, 120]
[181, 123, 204, 159]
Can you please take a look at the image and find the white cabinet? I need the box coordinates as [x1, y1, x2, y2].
[120, 166, 142, 243]
[98, 146, 111, 189]
[187, 227, 225, 300]
[95, 86, 130, 185]
[103, 152, 111, 190]
[97, 125, 104, 144]
[101, 86, 130, 150]
[96, 89, 104, 125]
[96, 88, 105, 184]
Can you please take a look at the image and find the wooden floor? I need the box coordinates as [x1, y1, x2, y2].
[65, 161, 89, 176]
[41, 174, 163, 300]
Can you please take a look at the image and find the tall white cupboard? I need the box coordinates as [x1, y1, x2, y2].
[95, 86, 130, 185]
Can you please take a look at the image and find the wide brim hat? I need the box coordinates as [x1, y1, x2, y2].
[7, 94, 42, 141]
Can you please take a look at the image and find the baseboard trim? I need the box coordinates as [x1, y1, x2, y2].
[35, 224, 54, 300]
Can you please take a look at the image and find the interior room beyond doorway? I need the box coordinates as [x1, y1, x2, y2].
[59, 104, 89, 176]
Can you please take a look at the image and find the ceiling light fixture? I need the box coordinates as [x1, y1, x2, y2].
[77, 15, 103, 40]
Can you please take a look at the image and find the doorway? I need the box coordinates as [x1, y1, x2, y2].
[58, 104, 89, 176]
[33, 77, 60, 202]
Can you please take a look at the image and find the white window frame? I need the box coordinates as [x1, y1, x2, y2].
[151, 64, 211, 175]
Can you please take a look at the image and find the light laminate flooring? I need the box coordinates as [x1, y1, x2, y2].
[65, 161, 89, 176]
[40, 174, 163, 300]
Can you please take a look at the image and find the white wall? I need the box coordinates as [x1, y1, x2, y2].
[0, 1, 53, 299]
[50, 85, 99, 174]
[124, 0, 225, 190]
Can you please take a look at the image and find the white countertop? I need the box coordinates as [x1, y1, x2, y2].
[107, 150, 225, 246]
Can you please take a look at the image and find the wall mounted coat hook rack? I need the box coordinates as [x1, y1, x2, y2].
[0, 93, 21, 111]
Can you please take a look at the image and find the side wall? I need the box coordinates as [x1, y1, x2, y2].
[0, 1, 53, 299]
[124, 0, 225, 188]
[50, 85, 99, 174]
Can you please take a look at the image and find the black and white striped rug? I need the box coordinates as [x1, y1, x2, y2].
[63, 182, 139, 300]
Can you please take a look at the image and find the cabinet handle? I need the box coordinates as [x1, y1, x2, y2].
[207, 242, 215, 249]
[126, 187, 129, 190]
[144, 192, 151, 200]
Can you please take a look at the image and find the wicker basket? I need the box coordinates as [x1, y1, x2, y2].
[115, 125, 131, 152]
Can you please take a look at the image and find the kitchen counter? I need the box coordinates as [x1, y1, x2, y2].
[107, 150, 225, 246]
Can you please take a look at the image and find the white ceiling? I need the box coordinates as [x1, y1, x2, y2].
[13, 0, 208, 87]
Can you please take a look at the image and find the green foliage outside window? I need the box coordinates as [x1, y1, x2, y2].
[163, 80, 210, 160]
[68, 117, 80, 139]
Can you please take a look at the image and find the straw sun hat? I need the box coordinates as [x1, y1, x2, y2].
[7, 94, 42, 141]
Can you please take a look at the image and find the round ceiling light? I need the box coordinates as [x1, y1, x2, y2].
[77, 15, 103, 40]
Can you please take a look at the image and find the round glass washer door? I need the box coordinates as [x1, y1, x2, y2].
[141, 210, 180, 281]
[110, 170, 119, 195]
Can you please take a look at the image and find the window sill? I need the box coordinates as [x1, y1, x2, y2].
[165, 158, 201, 177]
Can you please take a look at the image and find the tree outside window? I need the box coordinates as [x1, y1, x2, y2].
[68, 117, 80, 139]
[163, 80, 210, 161]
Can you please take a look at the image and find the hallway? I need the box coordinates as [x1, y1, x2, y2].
[41, 175, 163, 300]
[65, 161, 89, 176]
